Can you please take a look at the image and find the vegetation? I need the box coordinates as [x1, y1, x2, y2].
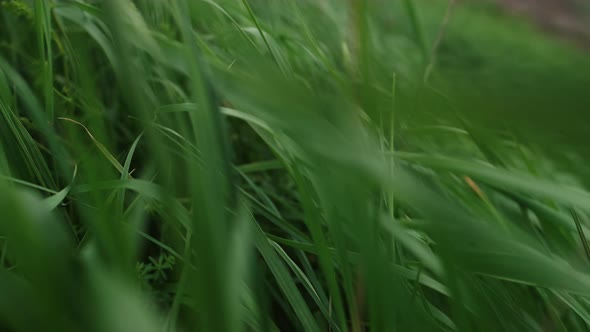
[1, 0, 590, 331]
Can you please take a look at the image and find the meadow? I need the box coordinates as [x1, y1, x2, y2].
[2, 0, 590, 331]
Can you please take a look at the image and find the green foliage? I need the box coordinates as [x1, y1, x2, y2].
[1, 0, 590, 331]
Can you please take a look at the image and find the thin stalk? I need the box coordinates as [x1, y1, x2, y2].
[240, 0, 281, 71]
[35, 0, 54, 122]
[571, 209, 590, 262]
[388, 73, 397, 223]
[423, 0, 456, 84]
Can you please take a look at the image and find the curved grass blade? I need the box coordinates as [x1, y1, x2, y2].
[42, 164, 77, 212]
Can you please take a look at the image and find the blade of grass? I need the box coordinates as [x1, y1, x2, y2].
[395, 152, 590, 212]
[34, 0, 54, 122]
[240, 0, 284, 74]
[249, 209, 321, 332]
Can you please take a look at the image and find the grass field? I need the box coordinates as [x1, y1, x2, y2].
[2, 0, 590, 331]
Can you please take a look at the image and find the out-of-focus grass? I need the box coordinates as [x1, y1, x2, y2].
[1, 0, 590, 331]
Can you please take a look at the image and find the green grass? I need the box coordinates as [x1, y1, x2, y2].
[1, 0, 590, 331]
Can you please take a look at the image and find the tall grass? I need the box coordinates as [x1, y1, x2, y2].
[1, 0, 590, 331]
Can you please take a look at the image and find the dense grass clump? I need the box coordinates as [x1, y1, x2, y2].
[2, 0, 590, 331]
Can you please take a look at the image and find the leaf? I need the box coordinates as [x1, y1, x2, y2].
[58, 117, 126, 175]
[42, 165, 77, 212]
[249, 209, 321, 332]
[395, 152, 590, 211]
[270, 240, 340, 331]
[391, 165, 590, 295]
